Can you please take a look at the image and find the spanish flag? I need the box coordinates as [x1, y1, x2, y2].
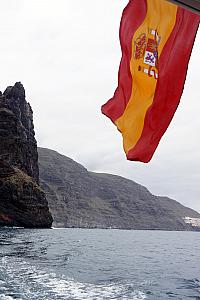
[101, 0, 200, 162]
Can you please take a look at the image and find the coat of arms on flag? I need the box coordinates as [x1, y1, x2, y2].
[134, 29, 160, 80]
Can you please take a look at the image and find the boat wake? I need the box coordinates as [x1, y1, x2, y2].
[0, 256, 146, 300]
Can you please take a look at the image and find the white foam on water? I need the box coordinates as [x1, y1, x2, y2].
[0, 256, 147, 299]
[0, 296, 15, 300]
[35, 274, 147, 300]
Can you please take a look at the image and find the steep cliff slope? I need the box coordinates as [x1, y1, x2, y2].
[38, 147, 200, 231]
[0, 83, 52, 228]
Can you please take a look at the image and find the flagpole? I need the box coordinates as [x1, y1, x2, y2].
[166, 0, 200, 15]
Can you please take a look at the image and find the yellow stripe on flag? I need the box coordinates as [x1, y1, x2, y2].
[115, 0, 178, 153]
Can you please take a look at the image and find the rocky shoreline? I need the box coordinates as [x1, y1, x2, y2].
[0, 83, 200, 231]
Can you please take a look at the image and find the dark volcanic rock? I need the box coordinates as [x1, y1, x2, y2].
[0, 82, 39, 182]
[38, 147, 200, 231]
[0, 83, 52, 228]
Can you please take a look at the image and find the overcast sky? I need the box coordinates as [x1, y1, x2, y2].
[0, 0, 200, 212]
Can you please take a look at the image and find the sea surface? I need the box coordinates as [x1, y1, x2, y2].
[0, 228, 200, 300]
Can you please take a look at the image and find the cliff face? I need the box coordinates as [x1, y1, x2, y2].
[38, 147, 200, 231]
[0, 83, 53, 228]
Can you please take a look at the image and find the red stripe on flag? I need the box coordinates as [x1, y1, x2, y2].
[101, 0, 147, 123]
[127, 7, 200, 162]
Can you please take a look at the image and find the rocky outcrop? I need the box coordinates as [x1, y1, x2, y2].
[38, 147, 200, 231]
[0, 83, 53, 228]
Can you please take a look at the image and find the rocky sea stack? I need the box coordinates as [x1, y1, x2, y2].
[0, 82, 53, 228]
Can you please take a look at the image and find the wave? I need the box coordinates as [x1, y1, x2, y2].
[0, 256, 146, 300]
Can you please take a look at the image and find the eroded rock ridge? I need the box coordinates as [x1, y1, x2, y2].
[38, 147, 200, 231]
[0, 82, 53, 228]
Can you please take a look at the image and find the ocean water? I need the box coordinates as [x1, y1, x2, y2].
[0, 228, 200, 300]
